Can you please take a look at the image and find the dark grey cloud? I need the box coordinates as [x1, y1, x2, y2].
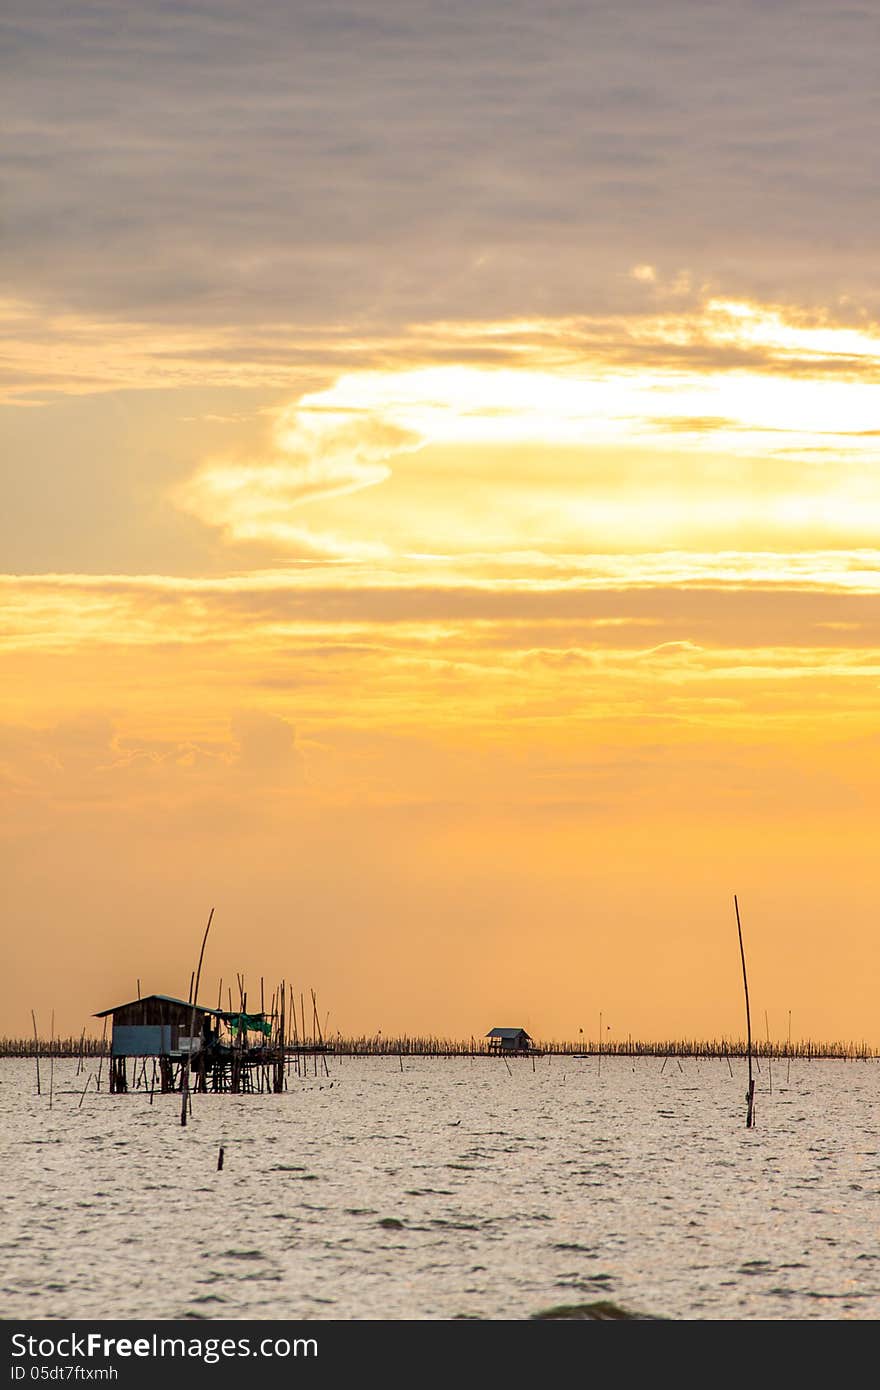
[2, 0, 879, 327]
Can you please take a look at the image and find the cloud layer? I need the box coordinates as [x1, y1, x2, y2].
[4, 1, 880, 328]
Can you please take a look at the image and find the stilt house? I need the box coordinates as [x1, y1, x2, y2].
[94, 992, 280, 1094]
[486, 1026, 534, 1055]
[94, 993, 220, 1058]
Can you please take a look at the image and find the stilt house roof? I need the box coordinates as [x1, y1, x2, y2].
[93, 993, 222, 1018]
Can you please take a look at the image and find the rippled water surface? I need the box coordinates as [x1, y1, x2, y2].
[3, 1055, 879, 1320]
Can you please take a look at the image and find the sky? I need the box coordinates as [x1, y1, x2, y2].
[3, 0, 880, 1045]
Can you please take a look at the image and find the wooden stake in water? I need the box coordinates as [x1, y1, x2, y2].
[49, 1010, 55, 1111]
[288, 982, 298, 1077]
[181, 907, 214, 1128]
[31, 1010, 41, 1096]
[765, 1009, 773, 1096]
[96, 1016, 107, 1092]
[734, 895, 755, 1128]
[312, 990, 330, 1076]
[787, 1009, 792, 1085]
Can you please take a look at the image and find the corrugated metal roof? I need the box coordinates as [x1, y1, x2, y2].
[93, 993, 222, 1018]
[486, 1027, 531, 1039]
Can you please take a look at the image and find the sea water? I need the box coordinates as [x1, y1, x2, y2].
[2, 1054, 878, 1320]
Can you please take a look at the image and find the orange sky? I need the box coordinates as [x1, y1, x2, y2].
[3, 2, 880, 1045]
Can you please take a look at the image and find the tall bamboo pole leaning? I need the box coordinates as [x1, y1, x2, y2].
[274, 981, 285, 1093]
[289, 982, 299, 1076]
[734, 895, 755, 1128]
[180, 907, 215, 1128]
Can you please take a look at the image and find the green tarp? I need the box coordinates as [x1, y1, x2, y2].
[222, 1012, 272, 1037]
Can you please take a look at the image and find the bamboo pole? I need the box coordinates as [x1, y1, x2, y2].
[312, 990, 330, 1076]
[282, 981, 287, 1086]
[96, 1017, 107, 1091]
[787, 1009, 792, 1085]
[289, 983, 298, 1076]
[31, 1010, 41, 1095]
[49, 1010, 55, 1110]
[734, 895, 755, 1128]
[275, 981, 285, 1093]
[181, 908, 214, 1128]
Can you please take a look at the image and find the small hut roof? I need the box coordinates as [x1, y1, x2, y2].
[93, 993, 223, 1018]
[486, 1026, 532, 1039]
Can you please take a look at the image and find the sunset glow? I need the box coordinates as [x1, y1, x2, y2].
[4, 0, 880, 1050]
